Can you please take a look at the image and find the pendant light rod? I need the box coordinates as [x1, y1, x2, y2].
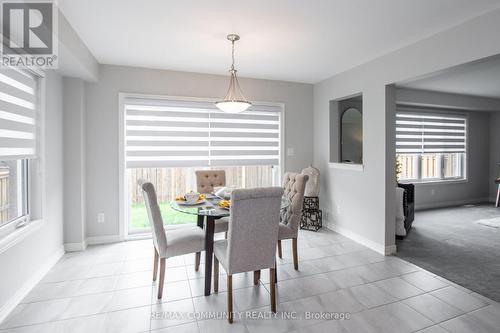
[227, 34, 239, 71]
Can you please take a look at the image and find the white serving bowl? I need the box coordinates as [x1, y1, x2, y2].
[184, 192, 200, 204]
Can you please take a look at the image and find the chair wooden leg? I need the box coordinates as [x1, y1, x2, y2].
[270, 267, 276, 313]
[292, 238, 298, 270]
[253, 270, 261, 285]
[277, 240, 282, 259]
[214, 256, 219, 293]
[195, 252, 201, 272]
[274, 262, 278, 284]
[227, 275, 233, 323]
[153, 248, 159, 281]
[157, 258, 166, 299]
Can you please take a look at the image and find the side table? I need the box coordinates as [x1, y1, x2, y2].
[300, 196, 322, 231]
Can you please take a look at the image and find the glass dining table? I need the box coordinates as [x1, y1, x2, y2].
[171, 194, 290, 296]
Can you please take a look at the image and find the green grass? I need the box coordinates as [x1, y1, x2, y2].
[130, 202, 196, 230]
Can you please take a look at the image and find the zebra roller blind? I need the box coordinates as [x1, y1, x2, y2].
[396, 109, 467, 154]
[124, 96, 282, 168]
[0, 68, 39, 160]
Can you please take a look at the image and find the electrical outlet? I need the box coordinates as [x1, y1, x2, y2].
[287, 147, 295, 156]
[430, 189, 435, 196]
[97, 213, 105, 223]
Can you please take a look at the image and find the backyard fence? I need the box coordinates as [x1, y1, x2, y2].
[397, 154, 415, 180]
[128, 165, 275, 204]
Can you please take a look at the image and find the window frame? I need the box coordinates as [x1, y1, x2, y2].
[118, 93, 285, 239]
[441, 152, 466, 181]
[0, 68, 44, 250]
[0, 159, 30, 237]
[396, 110, 468, 185]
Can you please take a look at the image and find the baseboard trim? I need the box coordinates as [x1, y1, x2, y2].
[64, 241, 87, 252]
[327, 222, 396, 256]
[0, 245, 65, 324]
[415, 197, 490, 211]
[86, 235, 121, 245]
[384, 244, 397, 255]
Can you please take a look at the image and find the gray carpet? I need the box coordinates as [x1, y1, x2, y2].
[396, 203, 500, 302]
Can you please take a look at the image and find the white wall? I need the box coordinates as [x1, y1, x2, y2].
[397, 88, 500, 112]
[490, 112, 500, 200]
[63, 78, 87, 250]
[58, 11, 99, 82]
[0, 71, 64, 319]
[313, 8, 500, 254]
[84, 65, 313, 239]
[396, 88, 496, 209]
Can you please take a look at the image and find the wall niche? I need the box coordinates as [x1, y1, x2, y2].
[329, 94, 363, 166]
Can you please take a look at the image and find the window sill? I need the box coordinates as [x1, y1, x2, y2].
[400, 179, 467, 186]
[0, 219, 44, 255]
[329, 162, 364, 171]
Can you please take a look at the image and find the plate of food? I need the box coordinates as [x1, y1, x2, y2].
[218, 199, 231, 210]
[175, 192, 206, 205]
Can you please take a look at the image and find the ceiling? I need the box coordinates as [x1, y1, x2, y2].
[398, 55, 500, 99]
[58, 0, 500, 83]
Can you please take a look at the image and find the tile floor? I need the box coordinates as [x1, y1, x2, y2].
[1, 229, 499, 333]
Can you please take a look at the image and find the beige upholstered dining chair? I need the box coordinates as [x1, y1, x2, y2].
[277, 172, 309, 270]
[213, 187, 284, 323]
[195, 170, 229, 234]
[138, 179, 205, 299]
[195, 169, 226, 193]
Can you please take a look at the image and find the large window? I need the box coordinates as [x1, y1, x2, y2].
[396, 110, 467, 183]
[122, 96, 282, 234]
[0, 68, 39, 236]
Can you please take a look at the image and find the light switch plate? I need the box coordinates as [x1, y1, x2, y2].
[287, 147, 295, 156]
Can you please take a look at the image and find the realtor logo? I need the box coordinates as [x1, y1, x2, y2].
[1, 0, 58, 68]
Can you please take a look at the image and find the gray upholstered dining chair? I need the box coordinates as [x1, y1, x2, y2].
[195, 170, 230, 234]
[138, 179, 205, 299]
[277, 172, 308, 270]
[213, 187, 284, 323]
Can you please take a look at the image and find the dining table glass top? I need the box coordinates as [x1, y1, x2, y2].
[170, 193, 290, 217]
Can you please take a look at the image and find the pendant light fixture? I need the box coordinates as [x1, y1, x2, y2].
[215, 34, 252, 113]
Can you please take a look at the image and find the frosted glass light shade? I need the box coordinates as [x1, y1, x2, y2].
[215, 100, 251, 113]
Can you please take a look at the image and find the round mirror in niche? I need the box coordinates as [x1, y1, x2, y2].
[340, 107, 362, 164]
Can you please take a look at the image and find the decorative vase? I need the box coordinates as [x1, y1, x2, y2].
[301, 165, 320, 197]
